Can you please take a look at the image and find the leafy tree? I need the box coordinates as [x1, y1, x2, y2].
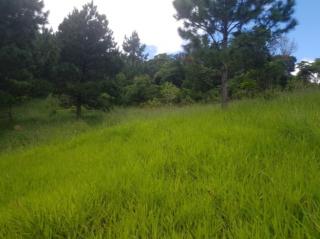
[154, 55, 185, 87]
[159, 82, 181, 104]
[31, 28, 59, 97]
[230, 29, 271, 75]
[122, 31, 148, 79]
[183, 61, 220, 100]
[0, 0, 48, 48]
[173, 0, 297, 107]
[0, 0, 47, 120]
[56, 2, 118, 117]
[145, 54, 175, 77]
[123, 75, 159, 105]
[123, 31, 148, 63]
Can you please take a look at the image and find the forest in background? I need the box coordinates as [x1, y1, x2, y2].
[1, 0, 320, 120]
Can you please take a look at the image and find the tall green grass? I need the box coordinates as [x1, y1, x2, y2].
[1, 90, 320, 238]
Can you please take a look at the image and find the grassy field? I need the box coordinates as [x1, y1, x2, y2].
[1, 90, 320, 238]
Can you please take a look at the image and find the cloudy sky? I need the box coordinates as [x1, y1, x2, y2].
[44, 0, 183, 54]
[43, 0, 320, 60]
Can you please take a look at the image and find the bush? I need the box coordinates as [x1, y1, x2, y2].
[141, 98, 162, 108]
[123, 75, 159, 105]
[178, 89, 195, 105]
[159, 82, 181, 104]
[230, 72, 259, 99]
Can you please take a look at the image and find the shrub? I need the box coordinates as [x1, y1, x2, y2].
[123, 75, 159, 105]
[159, 82, 181, 104]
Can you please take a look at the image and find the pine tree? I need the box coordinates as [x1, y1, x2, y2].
[0, 0, 47, 120]
[173, 0, 297, 107]
[56, 2, 118, 118]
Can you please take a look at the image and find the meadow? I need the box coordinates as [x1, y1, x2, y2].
[0, 90, 320, 238]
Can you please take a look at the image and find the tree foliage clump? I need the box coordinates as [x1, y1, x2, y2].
[0, 0, 48, 120]
[56, 2, 118, 117]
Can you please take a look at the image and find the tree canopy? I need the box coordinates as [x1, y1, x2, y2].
[0, 0, 48, 120]
[173, 0, 297, 107]
[56, 2, 118, 117]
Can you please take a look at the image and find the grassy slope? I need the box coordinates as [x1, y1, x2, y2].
[0, 91, 320, 238]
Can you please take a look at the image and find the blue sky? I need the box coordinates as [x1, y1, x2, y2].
[45, 0, 319, 61]
[289, 0, 320, 61]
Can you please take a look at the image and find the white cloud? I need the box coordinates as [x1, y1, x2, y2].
[44, 0, 183, 54]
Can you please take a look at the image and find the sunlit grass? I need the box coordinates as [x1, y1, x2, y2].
[1, 90, 320, 238]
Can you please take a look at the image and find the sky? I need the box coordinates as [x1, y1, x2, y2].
[44, 0, 320, 61]
[44, 0, 183, 54]
[289, 0, 320, 61]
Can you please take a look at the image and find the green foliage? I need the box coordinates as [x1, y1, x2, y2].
[0, 0, 47, 48]
[31, 29, 59, 97]
[0, 46, 34, 110]
[123, 75, 159, 105]
[122, 31, 148, 79]
[183, 63, 219, 99]
[230, 72, 259, 99]
[145, 53, 175, 77]
[173, 0, 297, 106]
[0, 0, 47, 119]
[1, 91, 320, 238]
[56, 2, 118, 117]
[123, 31, 147, 63]
[230, 28, 271, 73]
[159, 82, 181, 104]
[154, 58, 185, 87]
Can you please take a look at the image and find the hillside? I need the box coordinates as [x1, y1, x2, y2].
[1, 90, 320, 238]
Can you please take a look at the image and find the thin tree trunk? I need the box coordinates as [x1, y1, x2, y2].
[221, 65, 228, 108]
[221, 27, 229, 108]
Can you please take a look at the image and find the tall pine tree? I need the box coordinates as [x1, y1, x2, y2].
[122, 31, 148, 79]
[0, 0, 47, 120]
[173, 0, 297, 107]
[56, 2, 118, 118]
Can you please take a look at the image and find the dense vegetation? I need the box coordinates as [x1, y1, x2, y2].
[1, 90, 320, 238]
[1, 0, 319, 120]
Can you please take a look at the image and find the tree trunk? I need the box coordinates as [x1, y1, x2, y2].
[221, 30, 229, 108]
[221, 66, 228, 108]
[76, 97, 82, 119]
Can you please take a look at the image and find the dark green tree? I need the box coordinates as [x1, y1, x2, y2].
[56, 2, 118, 118]
[122, 31, 148, 79]
[31, 28, 59, 97]
[0, 0, 47, 120]
[123, 31, 148, 65]
[154, 54, 185, 87]
[173, 0, 297, 107]
[145, 54, 175, 77]
[123, 75, 159, 105]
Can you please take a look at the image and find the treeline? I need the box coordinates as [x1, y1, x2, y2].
[0, 0, 319, 119]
